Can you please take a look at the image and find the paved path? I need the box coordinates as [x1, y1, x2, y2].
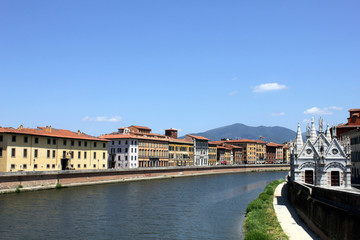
[273, 182, 321, 240]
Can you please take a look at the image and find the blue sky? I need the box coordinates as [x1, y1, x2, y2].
[1, 1, 359, 136]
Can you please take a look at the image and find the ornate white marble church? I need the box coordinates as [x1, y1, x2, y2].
[290, 117, 352, 188]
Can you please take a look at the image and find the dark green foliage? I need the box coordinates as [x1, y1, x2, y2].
[245, 230, 271, 240]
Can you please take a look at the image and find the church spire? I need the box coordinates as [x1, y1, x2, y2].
[325, 123, 332, 142]
[310, 117, 317, 143]
[295, 123, 304, 154]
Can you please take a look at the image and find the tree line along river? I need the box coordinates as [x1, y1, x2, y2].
[0, 171, 286, 240]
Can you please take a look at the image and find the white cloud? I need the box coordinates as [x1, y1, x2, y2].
[229, 91, 238, 96]
[271, 112, 285, 116]
[303, 106, 342, 115]
[302, 118, 311, 123]
[82, 116, 122, 122]
[253, 83, 287, 93]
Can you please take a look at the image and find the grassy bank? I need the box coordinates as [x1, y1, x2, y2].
[243, 179, 288, 240]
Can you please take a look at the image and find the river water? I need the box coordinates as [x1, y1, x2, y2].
[0, 171, 286, 240]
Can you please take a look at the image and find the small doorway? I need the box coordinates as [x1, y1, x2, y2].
[61, 159, 69, 170]
[331, 171, 340, 186]
[305, 170, 314, 184]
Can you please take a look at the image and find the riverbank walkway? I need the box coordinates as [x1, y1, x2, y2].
[273, 182, 320, 240]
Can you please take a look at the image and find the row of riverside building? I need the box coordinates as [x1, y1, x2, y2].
[0, 124, 290, 172]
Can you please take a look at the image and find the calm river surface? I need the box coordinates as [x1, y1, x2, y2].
[0, 171, 286, 240]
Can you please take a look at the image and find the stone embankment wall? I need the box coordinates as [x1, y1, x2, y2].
[0, 164, 289, 193]
[287, 179, 360, 240]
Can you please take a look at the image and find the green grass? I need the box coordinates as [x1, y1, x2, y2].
[243, 179, 288, 240]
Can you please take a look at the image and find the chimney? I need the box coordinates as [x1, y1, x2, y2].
[78, 130, 81, 135]
[17, 125, 23, 130]
[165, 128, 178, 139]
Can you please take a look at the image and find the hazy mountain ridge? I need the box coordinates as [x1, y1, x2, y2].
[183, 123, 296, 144]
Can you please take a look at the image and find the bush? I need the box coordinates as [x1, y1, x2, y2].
[243, 178, 288, 240]
[245, 230, 271, 240]
[246, 198, 263, 213]
[18, 184, 23, 189]
[56, 183, 62, 189]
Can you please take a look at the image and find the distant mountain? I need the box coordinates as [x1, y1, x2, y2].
[182, 123, 296, 144]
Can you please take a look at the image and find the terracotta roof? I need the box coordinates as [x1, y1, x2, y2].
[100, 132, 170, 142]
[129, 125, 151, 130]
[349, 109, 360, 112]
[0, 126, 107, 141]
[186, 134, 209, 141]
[266, 142, 282, 147]
[227, 139, 264, 144]
[99, 134, 137, 139]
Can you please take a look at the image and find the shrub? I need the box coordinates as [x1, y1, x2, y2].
[56, 183, 62, 189]
[246, 198, 263, 213]
[245, 230, 271, 240]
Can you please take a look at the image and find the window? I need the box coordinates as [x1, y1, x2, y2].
[78, 141, 81, 147]
[34, 137, 39, 144]
[47, 150, 50, 158]
[23, 164, 27, 169]
[94, 142, 97, 147]
[0, 148, 3, 157]
[12, 135, 16, 142]
[53, 139, 56, 145]
[46, 164, 50, 169]
[63, 140, 67, 146]
[11, 164, 15, 169]
[71, 164, 74, 168]
[103, 164, 105, 168]
[78, 164, 80, 168]
[118, 156, 121, 160]
[52, 150, 55, 158]
[24, 136, 28, 143]
[131, 148, 133, 153]
[34, 149, 38, 158]
[125, 148, 128, 152]
[118, 163, 121, 167]
[0, 135, 2, 142]
[70, 151, 74, 159]
[84, 152, 87, 159]
[131, 156, 133, 160]
[94, 152, 96, 159]
[125, 140, 128, 144]
[84, 141, 87, 147]
[47, 138, 51, 144]
[23, 149, 27, 158]
[71, 141, 74, 146]
[11, 148, 16, 157]
[34, 164, 38, 169]
[84, 164, 87, 168]
[135, 156, 136, 160]
[103, 152, 105, 159]
[52, 164, 55, 169]
[125, 156, 128, 161]
[103, 143, 106, 148]
[78, 151, 81, 159]
[63, 151, 66, 158]
[135, 148, 137, 153]
[93, 164, 96, 168]
[117, 148, 121, 153]
[112, 141, 114, 145]
[131, 141, 133, 145]
[134, 141, 137, 145]
[118, 140, 121, 145]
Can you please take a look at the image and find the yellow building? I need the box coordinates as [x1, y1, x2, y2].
[226, 139, 266, 164]
[208, 142, 217, 166]
[0, 125, 108, 172]
[168, 138, 194, 166]
[283, 144, 290, 164]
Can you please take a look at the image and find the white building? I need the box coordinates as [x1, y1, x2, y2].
[290, 117, 352, 188]
[186, 135, 209, 166]
[100, 128, 139, 169]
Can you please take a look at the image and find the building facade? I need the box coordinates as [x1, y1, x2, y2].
[168, 138, 194, 167]
[0, 125, 108, 172]
[290, 118, 352, 188]
[186, 135, 209, 166]
[208, 142, 217, 166]
[225, 139, 266, 164]
[335, 109, 360, 183]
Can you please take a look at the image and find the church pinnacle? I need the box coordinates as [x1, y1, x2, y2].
[310, 117, 317, 143]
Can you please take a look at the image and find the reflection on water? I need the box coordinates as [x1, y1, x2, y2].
[0, 171, 286, 240]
